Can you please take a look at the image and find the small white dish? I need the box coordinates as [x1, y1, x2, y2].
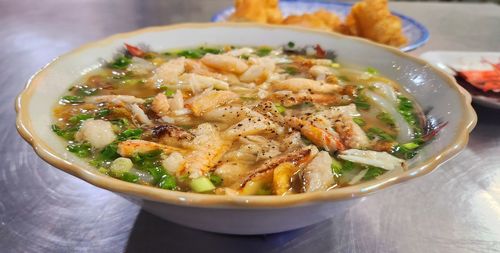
[420, 51, 500, 109]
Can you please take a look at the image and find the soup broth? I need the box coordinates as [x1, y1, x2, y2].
[52, 43, 426, 195]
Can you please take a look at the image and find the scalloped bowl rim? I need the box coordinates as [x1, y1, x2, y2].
[15, 23, 476, 208]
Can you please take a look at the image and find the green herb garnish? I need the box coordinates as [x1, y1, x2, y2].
[158, 174, 177, 190]
[95, 108, 111, 118]
[67, 142, 92, 157]
[274, 103, 286, 114]
[353, 117, 366, 126]
[366, 67, 379, 75]
[69, 114, 93, 124]
[256, 47, 272, 57]
[367, 127, 395, 141]
[209, 173, 223, 187]
[60, 95, 84, 104]
[76, 86, 98, 96]
[117, 129, 143, 141]
[376, 112, 396, 127]
[176, 47, 222, 59]
[354, 95, 370, 110]
[363, 166, 385, 180]
[284, 66, 299, 75]
[110, 55, 132, 69]
[121, 172, 139, 183]
[51, 124, 77, 140]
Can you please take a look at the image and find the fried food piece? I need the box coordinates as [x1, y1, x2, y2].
[282, 9, 342, 32]
[343, 0, 407, 47]
[230, 0, 283, 24]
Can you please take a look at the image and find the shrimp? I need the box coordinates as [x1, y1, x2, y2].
[273, 78, 340, 93]
[302, 151, 334, 192]
[151, 93, 170, 117]
[150, 58, 186, 86]
[117, 140, 185, 157]
[85, 95, 144, 104]
[186, 89, 240, 116]
[285, 116, 345, 152]
[201, 54, 249, 74]
[75, 119, 116, 149]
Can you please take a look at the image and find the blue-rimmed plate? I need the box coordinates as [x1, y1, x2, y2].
[211, 0, 429, 52]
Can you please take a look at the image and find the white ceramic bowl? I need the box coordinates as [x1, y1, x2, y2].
[16, 23, 476, 235]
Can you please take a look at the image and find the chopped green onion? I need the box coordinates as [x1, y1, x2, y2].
[331, 159, 343, 175]
[240, 55, 250, 60]
[110, 157, 133, 176]
[95, 108, 111, 118]
[274, 103, 286, 114]
[161, 87, 176, 97]
[190, 177, 216, 193]
[342, 160, 354, 172]
[176, 47, 222, 59]
[146, 166, 166, 183]
[354, 95, 370, 110]
[100, 142, 119, 160]
[117, 129, 143, 141]
[363, 166, 385, 180]
[353, 117, 366, 126]
[110, 118, 129, 130]
[158, 174, 177, 190]
[376, 112, 396, 127]
[284, 66, 298, 75]
[287, 41, 295, 48]
[367, 127, 395, 141]
[110, 55, 132, 69]
[67, 143, 92, 157]
[121, 172, 139, 183]
[60, 95, 84, 104]
[255, 47, 272, 57]
[76, 86, 98, 96]
[366, 67, 379, 75]
[208, 173, 223, 187]
[402, 142, 419, 150]
[51, 124, 76, 140]
[338, 75, 350, 81]
[69, 114, 93, 124]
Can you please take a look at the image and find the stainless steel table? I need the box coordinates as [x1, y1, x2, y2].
[1, 1, 499, 252]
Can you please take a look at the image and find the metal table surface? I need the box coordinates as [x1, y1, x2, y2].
[1, 0, 499, 252]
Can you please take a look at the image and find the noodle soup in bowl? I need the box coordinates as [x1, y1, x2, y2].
[16, 23, 476, 234]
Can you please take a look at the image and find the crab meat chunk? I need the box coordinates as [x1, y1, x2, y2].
[75, 119, 116, 149]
